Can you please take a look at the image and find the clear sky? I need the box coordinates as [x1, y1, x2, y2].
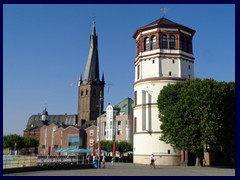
[3, 4, 235, 135]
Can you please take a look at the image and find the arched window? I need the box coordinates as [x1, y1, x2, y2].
[170, 35, 175, 49]
[151, 36, 156, 50]
[162, 35, 167, 49]
[144, 37, 150, 51]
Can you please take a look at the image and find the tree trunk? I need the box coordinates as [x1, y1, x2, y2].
[195, 151, 202, 167]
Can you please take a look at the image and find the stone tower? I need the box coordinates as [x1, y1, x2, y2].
[133, 17, 195, 165]
[78, 20, 105, 126]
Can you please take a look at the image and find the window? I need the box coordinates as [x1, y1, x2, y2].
[134, 91, 137, 106]
[170, 35, 175, 49]
[86, 89, 88, 95]
[137, 65, 140, 79]
[151, 36, 156, 50]
[68, 136, 81, 146]
[90, 130, 94, 136]
[181, 37, 188, 52]
[188, 65, 190, 69]
[134, 117, 137, 133]
[172, 59, 175, 63]
[117, 121, 121, 135]
[189, 75, 191, 79]
[169, 72, 172, 76]
[162, 35, 167, 49]
[144, 37, 150, 51]
[81, 90, 83, 96]
[93, 89, 96, 96]
[89, 139, 93, 146]
[152, 60, 155, 64]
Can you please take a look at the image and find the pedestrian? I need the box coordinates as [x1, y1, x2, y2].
[102, 155, 106, 168]
[150, 154, 156, 168]
[111, 156, 115, 166]
[86, 154, 90, 164]
[202, 158, 206, 167]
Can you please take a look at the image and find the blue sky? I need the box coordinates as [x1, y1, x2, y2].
[3, 4, 235, 135]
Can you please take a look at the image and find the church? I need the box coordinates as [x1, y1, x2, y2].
[23, 20, 134, 156]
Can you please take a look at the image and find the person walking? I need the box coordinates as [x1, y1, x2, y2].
[111, 156, 115, 166]
[150, 154, 156, 168]
[102, 155, 106, 168]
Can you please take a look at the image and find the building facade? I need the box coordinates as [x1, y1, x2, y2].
[98, 98, 134, 144]
[133, 17, 195, 165]
[38, 123, 86, 156]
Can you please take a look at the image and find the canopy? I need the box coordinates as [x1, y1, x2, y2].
[57, 148, 90, 153]
[127, 151, 133, 154]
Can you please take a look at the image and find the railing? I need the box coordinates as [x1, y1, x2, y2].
[3, 155, 37, 169]
[37, 155, 91, 166]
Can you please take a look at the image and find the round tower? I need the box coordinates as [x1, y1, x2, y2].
[133, 17, 195, 165]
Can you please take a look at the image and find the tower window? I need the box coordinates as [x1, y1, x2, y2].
[81, 90, 83, 96]
[188, 65, 190, 69]
[134, 91, 137, 106]
[137, 65, 140, 79]
[170, 35, 175, 49]
[152, 60, 155, 64]
[86, 89, 88, 95]
[144, 37, 150, 51]
[151, 36, 156, 50]
[162, 35, 167, 49]
[189, 75, 191, 79]
[172, 59, 175, 63]
[169, 72, 172, 76]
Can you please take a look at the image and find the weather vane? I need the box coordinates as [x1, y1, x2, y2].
[161, 8, 168, 17]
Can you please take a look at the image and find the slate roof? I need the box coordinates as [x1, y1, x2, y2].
[134, 17, 195, 38]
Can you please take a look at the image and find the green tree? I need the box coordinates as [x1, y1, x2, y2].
[116, 141, 132, 157]
[158, 78, 234, 166]
[22, 136, 39, 148]
[3, 134, 23, 153]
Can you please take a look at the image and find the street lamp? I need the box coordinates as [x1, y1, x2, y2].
[14, 142, 17, 156]
[98, 91, 102, 168]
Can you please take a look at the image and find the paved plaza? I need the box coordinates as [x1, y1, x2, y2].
[4, 162, 235, 176]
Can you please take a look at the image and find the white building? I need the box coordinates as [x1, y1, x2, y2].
[133, 17, 196, 165]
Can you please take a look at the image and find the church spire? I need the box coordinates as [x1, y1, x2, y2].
[83, 19, 99, 84]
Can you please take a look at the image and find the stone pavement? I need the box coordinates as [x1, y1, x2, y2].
[4, 162, 235, 176]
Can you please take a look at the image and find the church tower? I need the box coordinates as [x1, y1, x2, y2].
[78, 20, 105, 126]
[133, 17, 195, 165]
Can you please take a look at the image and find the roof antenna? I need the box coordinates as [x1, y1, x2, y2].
[161, 8, 168, 17]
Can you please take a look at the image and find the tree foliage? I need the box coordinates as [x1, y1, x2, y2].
[22, 136, 39, 148]
[3, 134, 39, 150]
[157, 78, 235, 163]
[97, 140, 132, 155]
[3, 134, 23, 149]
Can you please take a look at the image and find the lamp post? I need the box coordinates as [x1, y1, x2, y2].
[98, 91, 102, 168]
[14, 142, 17, 156]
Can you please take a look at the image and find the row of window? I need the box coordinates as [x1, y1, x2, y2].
[143, 35, 175, 51]
[141, 34, 192, 53]
[80, 89, 101, 96]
